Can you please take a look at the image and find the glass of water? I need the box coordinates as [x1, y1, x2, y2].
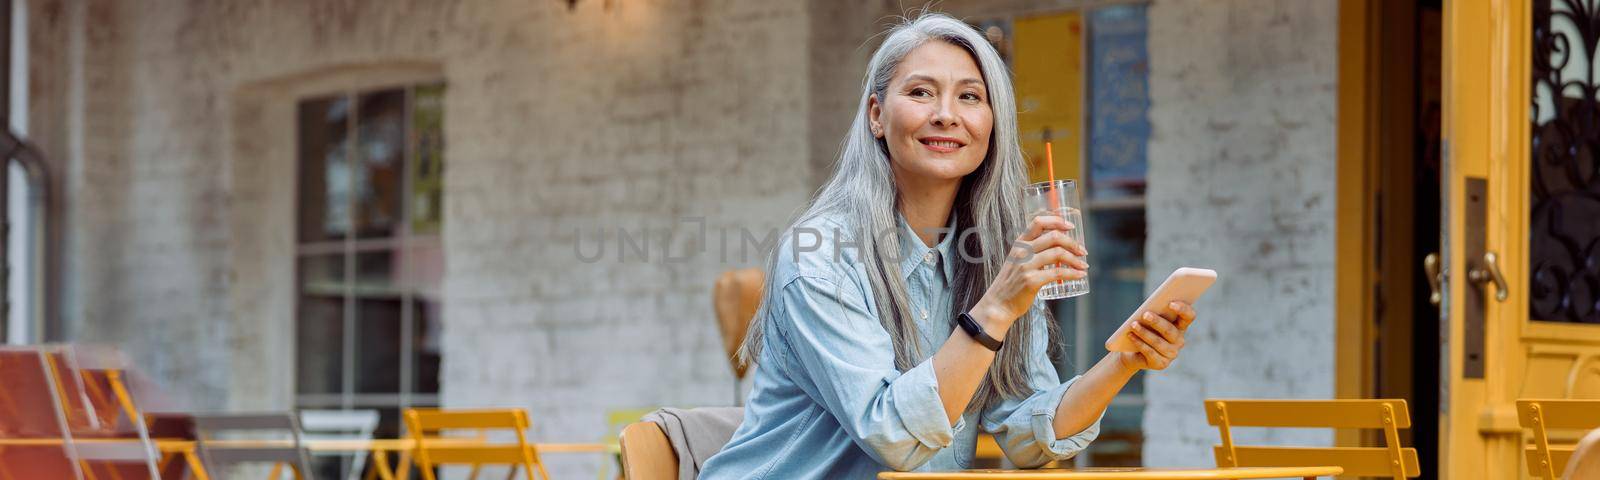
[1022, 179, 1088, 299]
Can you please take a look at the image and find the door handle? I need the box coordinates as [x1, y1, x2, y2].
[1467, 251, 1509, 302]
[1424, 253, 1444, 306]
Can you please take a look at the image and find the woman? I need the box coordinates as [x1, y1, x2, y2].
[699, 12, 1196, 479]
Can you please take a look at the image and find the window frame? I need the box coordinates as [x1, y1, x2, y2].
[292, 82, 445, 413]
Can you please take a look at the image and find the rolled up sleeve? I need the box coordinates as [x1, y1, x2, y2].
[773, 273, 960, 471]
[980, 306, 1101, 468]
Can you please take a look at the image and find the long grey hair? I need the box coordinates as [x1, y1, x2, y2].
[740, 12, 1057, 413]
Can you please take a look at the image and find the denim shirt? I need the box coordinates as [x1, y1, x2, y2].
[699, 211, 1099, 480]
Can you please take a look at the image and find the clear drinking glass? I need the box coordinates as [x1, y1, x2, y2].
[1022, 179, 1089, 299]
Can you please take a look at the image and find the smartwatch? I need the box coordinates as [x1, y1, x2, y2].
[956, 312, 1003, 351]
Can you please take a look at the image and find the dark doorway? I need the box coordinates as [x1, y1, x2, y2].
[1372, 1, 1443, 478]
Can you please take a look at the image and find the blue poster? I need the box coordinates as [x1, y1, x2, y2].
[1088, 5, 1150, 200]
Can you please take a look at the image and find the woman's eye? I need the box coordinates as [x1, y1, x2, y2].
[910, 88, 933, 98]
[961, 92, 983, 102]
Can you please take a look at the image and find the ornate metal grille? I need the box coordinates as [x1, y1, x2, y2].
[1531, 0, 1600, 323]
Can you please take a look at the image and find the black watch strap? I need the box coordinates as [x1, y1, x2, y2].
[957, 312, 1003, 351]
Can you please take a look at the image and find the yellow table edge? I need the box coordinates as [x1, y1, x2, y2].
[0, 438, 607, 453]
[877, 466, 1345, 479]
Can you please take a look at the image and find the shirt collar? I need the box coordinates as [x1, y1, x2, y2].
[895, 212, 958, 284]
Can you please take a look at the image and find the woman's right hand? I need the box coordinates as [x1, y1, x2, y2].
[969, 215, 1088, 336]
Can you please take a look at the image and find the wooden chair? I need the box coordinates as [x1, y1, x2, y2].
[403, 408, 549, 480]
[617, 421, 675, 480]
[1205, 399, 1419, 480]
[601, 408, 658, 480]
[1518, 399, 1600, 479]
[712, 268, 763, 382]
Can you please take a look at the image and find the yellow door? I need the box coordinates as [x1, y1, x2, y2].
[1441, 0, 1600, 478]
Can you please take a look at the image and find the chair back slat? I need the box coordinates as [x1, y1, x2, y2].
[1205, 399, 1411, 429]
[195, 413, 300, 432]
[407, 409, 528, 431]
[619, 421, 677, 480]
[423, 445, 529, 463]
[1518, 399, 1600, 478]
[301, 409, 379, 433]
[205, 447, 308, 463]
[1206, 398, 1417, 480]
[1214, 445, 1420, 477]
[1520, 399, 1600, 430]
[71, 441, 152, 461]
[1525, 446, 1575, 477]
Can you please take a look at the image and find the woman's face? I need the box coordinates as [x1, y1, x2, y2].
[870, 41, 994, 188]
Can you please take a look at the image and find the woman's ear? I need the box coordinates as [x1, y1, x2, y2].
[868, 94, 885, 138]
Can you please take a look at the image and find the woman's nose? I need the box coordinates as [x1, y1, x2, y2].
[931, 98, 959, 127]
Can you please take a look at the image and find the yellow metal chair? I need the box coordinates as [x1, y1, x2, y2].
[1205, 399, 1419, 480]
[403, 408, 549, 480]
[1518, 399, 1600, 479]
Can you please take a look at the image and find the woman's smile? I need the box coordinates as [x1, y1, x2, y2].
[918, 136, 966, 153]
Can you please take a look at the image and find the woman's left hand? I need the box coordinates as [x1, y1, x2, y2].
[1116, 301, 1197, 371]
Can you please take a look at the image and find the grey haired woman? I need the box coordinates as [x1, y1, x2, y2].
[699, 12, 1196, 479]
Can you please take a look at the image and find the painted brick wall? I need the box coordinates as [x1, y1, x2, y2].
[31, 1, 812, 477]
[1142, 0, 1340, 466]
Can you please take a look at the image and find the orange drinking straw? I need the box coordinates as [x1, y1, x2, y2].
[1045, 142, 1059, 212]
[1045, 142, 1063, 270]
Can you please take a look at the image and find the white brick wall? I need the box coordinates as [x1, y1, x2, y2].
[33, 1, 812, 477]
[1142, 0, 1340, 466]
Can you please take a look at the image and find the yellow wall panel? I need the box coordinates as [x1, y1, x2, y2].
[1012, 12, 1084, 184]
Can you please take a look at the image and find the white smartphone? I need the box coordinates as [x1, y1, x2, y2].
[1105, 267, 1217, 353]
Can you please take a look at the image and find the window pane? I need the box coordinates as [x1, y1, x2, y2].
[412, 299, 442, 394]
[297, 255, 345, 395]
[298, 96, 352, 243]
[1087, 5, 1150, 201]
[355, 89, 406, 240]
[1087, 208, 1147, 395]
[354, 250, 400, 297]
[356, 298, 403, 394]
[1051, 299, 1080, 381]
[353, 251, 401, 394]
[411, 84, 445, 235]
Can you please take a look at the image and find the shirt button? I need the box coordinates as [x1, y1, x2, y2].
[924, 251, 935, 262]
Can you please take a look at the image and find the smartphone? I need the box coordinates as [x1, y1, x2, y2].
[1105, 267, 1217, 353]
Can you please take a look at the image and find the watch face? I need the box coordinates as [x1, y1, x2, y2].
[958, 313, 1002, 351]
